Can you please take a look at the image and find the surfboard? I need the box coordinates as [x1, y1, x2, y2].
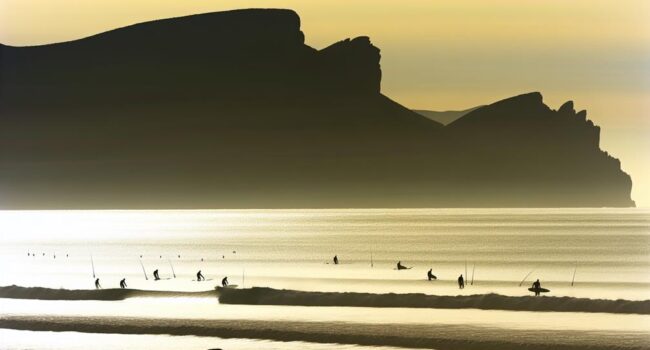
[222, 284, 239, 288]
[528, 287, 550, 293]
[192, 278, 213, 281]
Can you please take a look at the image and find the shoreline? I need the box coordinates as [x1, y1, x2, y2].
[2, 315, 648, 350]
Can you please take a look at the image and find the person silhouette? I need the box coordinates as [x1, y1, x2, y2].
[120, 278, 127, 289]
[458, 274, 465, 289]
[333, 255, 339, 265]
[532, 279, 542, 296]
[427, 268, 437, 281]
[153, 269, 160, 280]
[396, 261, 409, 270]
[222, 276, 229, 287]
[196, 270, 205, 281]
[95, 278, 102, 289]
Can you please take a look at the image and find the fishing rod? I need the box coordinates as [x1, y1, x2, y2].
[90, 255, 96, 278]
[138, 258, 148, 280]
[519, 268, 536, 287]
[168, 259, 176, 278]
[571, 261, 577, 286]
[464, 260, 468, 283]
[471, 262, 476, 285]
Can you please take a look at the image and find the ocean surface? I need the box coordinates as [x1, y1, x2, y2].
[1, 208, 649, 349]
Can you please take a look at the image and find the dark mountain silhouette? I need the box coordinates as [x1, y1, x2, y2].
[0, 9, 634, 208]
[414, 107, 482, 125]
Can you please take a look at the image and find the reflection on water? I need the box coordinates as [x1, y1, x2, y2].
[0, 208, 649, 348]
[0, 208, 648, 298]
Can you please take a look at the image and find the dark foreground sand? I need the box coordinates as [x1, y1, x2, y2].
[1, 314, 648, 350]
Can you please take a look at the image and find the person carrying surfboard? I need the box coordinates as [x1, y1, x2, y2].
[532, 279, 542, 296]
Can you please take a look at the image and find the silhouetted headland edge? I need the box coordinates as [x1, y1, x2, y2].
[0, 9, 634, 209]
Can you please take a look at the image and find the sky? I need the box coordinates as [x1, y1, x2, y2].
[1, 0, 649, 206]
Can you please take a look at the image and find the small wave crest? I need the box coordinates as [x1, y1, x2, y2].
[217, 287, 650, 315]
[0, 285, 216, 301]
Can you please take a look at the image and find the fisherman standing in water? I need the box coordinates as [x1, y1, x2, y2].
[95, 278, 102, 289]
[458, 274, 465, 289]
[196, 270, 205, 281]
[427, 268, 437, 281]
[153, 269, 160, 280]
[532, 279, 542, 296]
[222, 276, 229, 287]
[333, 255, 339, 265]
[396, 261, 410, 270]
[120, 278, 127, 289]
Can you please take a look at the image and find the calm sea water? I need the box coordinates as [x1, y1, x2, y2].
[1, 208, 649, 349]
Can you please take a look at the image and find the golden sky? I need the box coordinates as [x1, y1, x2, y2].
[2, 0, 649, 206]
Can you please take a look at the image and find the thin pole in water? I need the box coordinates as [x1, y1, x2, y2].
[168, 259, 176, 278]
[370, 248, 374, 268]
[90, 255, 96, 279]
[519, 268, 535, 287]
[464, 260, 468, 284]
[571, 261, 577, 286]
[471, 262, 476, 285]
[139, 258, 148, 280]
[242, 268, 245, 289]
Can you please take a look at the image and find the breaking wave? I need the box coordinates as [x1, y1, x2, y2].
[217, 287, 650, 315]
[0, 285, 216, 301]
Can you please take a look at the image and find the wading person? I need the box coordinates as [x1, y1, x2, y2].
[427, 268, 437, 281]
[397, 261, 410, 270]
[532, 279, 542, 296]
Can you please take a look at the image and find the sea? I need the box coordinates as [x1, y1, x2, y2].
[0, 208, 649, 349]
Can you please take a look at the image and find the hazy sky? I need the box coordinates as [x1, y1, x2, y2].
[2, 0, 649, 206]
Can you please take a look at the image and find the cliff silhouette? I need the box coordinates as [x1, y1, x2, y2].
[0, 9, 634, 208]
